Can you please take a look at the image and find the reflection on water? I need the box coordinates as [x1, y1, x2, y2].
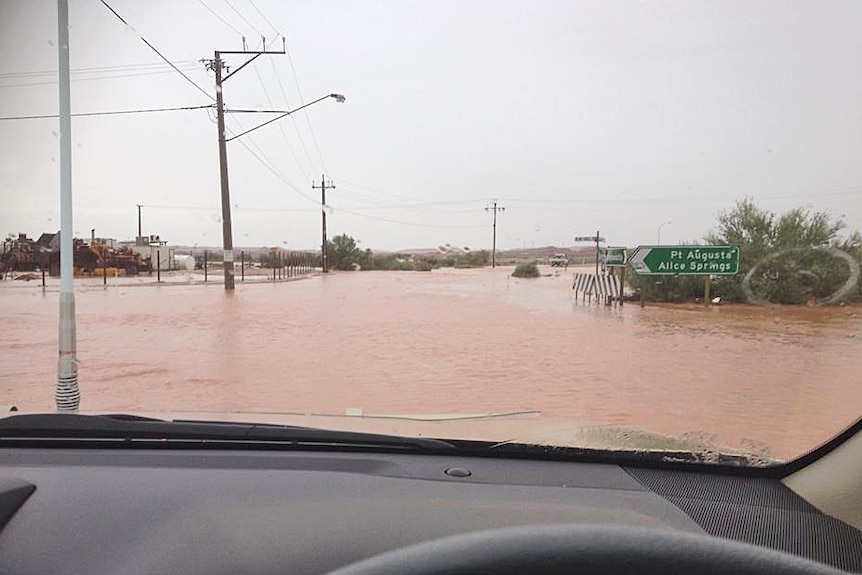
[1, 266, 860, 460]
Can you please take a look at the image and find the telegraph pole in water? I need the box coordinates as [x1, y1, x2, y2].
[313, 175, 334, 272]
[136, 204, 142, 241]
[204, 39, 286, 290]
[485, 201, 505, 268]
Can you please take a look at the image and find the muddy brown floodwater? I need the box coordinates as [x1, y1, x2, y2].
[1, 266, 861, 461]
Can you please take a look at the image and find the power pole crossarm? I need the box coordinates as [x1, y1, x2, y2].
[485, 201, 505, 268]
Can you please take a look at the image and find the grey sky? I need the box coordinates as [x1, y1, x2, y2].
[1, 0, 860, 251]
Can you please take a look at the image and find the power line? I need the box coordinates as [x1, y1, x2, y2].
[141, 204, 318, 213]
[334, 183, 487, 215]
[335, 187, 406, 206]
[250, 60, 308, 180]
[227, 116, 319, 205]
[0, 104, 213, 121]
[332, 197, 487, 211]
[0, 61, 198, 80]
[99, 0, 214, 101]
[495, 187, 862, 205]
[225, 119, 482, 230]
[332, 206, 486, 230]
[196, 0, 245, 37]
[335, 178, 426, 205]
[270, 57, 318, 174]
[246, 0, 280, 36]
[0, 66, 202, 88]
[285, 46, 328, 172]
[223, 0, 265, 38]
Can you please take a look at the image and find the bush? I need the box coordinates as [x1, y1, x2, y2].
[512, 262, 540, 278]
[627, 272, 707, 302]
[705, 199, 859, 303]
[454, 250, 489, 268]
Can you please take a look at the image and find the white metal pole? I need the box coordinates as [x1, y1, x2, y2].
[56, 0, 80, 411]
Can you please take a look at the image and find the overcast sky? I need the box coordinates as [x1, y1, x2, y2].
[1, 0, 860, 251]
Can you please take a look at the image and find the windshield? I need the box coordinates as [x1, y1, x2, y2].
[1, 0, 860, 467]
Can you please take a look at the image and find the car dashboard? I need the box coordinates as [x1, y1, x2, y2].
[1, 447, 861, 574]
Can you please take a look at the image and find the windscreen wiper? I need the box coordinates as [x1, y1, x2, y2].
[0, 413, 457, 452]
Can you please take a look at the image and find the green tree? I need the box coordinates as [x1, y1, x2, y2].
[706, 199, 854, 303]
[327, 234, 361, 270]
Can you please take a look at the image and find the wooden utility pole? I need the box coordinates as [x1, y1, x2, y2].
[485, 200, 505, 268]
[313, 175, 334, 272]
[204, 40, 286, 290]
[136, 204, 142, 241]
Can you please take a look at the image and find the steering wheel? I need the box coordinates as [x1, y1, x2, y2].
[325, 525, 842, 575]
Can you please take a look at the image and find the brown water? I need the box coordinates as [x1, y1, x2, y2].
[1, 266, 860, 460]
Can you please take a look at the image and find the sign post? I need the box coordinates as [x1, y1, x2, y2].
[574, 233, 606, 275]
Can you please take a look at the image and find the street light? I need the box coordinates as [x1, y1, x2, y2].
[657, 221, 672, 245]
[225, 93, 345, 142]
[214, 91, 345, 290]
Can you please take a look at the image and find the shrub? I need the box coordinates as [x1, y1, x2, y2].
[512, 262, 540, 278]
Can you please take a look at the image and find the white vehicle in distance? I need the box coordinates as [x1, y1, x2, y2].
[548, 254, 569, 267]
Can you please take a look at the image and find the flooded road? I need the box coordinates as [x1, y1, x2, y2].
[1, 266, 861, 460]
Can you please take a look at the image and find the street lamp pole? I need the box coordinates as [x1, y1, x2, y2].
[657, 221, 671, 245]
[56, 0, 79, 411]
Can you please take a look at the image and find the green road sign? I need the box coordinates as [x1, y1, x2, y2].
[604, 247, 627, 267]
[629, 245, 740, 275]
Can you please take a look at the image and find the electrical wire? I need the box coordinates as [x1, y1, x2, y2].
[330, 206, 486, 230]
[197, 0, 245, 37]
[0, 104, 213, 121]
[225, 119, 484, 229]
[270, 57, 318, 174]
[495, 187, 862, 205]
[234, 1, 317, 182]
[328, 198, 489, 211]
[223, 0, 265, 38]
[246, 0, 280, 36]
[99, 0, 215, 101]
[0, 61, 198, 80]
[226, 115, 319, 205]
[285, 46, 328, 172]
[335, 178, 428, 206]
[0, 66, 203, 88]
[237, 137, 319, 204]
[143, 204, 318, 213]
[250, 61, 308, 181]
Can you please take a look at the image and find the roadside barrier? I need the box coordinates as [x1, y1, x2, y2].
[572, 273, 621, 306]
